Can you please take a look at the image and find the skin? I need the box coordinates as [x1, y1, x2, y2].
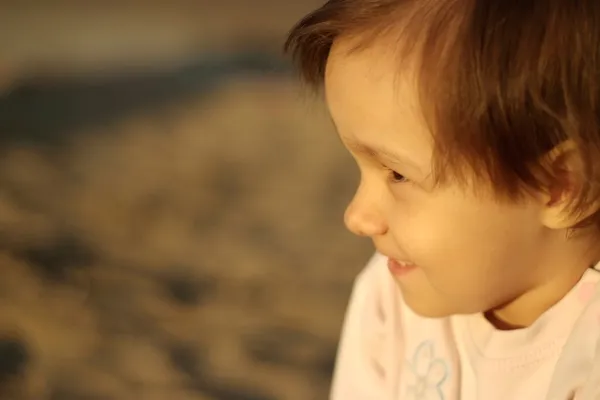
[324, 37, 600, 329]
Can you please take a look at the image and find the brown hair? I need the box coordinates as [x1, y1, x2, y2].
[284, 0, 600, 228]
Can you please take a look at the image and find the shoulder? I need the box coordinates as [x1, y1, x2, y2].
[571, 270, 600, 399]
[547, 269, 600, 400]
[349, 251, 405, 328]
[331, 252, 455, 399]
[353, 251, 395, 298]
[330, 252, 404, 399]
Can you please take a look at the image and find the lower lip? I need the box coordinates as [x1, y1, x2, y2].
[387, 258, 417, 277]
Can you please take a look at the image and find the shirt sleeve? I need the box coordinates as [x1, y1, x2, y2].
[572, 290, 600, 400]
[575, 340, 600, 399]
[330, 252, 393, 400]
[546, 277, 600, 400]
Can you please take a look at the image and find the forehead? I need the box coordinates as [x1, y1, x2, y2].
[324, 39, 433, 167]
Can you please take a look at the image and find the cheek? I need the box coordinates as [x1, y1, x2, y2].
[389, 197, 538, 300]
[389, 196, 465, 264]
[389, 207, 470, 299]
[392, 188, 534, 258]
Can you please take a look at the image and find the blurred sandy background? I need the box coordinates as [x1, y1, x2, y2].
[0, 2, 374, 400]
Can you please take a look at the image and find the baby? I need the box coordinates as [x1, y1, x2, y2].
[285, 1, 600, 399]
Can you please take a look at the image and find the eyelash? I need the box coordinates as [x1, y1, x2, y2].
[385, 167, 408, 183]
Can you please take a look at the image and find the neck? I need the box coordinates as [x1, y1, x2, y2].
[487, 229, 600, 330]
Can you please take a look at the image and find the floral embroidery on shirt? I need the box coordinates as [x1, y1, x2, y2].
[405, 340, 448, 400]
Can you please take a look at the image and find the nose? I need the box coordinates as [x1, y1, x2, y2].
[344, 183, 388, 237]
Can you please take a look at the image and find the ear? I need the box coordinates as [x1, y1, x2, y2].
[539, 141, 598, 229]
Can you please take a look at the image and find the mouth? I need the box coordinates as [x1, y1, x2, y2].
[387, 258, 417, 277]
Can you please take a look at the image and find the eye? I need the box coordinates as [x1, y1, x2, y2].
[386, 168, 408, 183]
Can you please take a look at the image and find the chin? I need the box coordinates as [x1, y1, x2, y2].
[394, 277, 482, 318]
[398, 287, 464, 318]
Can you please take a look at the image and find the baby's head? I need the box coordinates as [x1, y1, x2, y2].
[286, 0, 600, 327]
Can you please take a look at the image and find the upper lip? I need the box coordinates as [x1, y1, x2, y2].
[376, 248, 410, 263]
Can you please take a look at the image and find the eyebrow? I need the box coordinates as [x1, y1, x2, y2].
[326, 116, 423, 171]
[344, 138, 422, 171]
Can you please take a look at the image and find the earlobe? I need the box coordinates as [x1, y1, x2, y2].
[541, 195, 600, 230]
[538, 141, 594, 230]
[541, 206, 582, 230]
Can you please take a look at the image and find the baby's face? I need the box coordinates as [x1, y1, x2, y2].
[325, 38, 555, 319]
